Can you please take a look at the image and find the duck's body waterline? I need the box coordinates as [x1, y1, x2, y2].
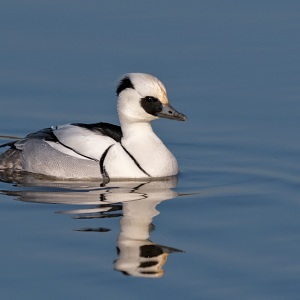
[0, 73, 186, 180]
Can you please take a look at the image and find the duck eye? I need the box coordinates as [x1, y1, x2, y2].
[140, 96, 163, 116]
[146, 96, 157, 103]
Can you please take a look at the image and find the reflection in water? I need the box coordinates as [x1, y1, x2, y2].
[0, 171, 184, 278]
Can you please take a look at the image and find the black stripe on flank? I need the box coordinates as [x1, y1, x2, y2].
[116, 76, 135, 95]
[120, 143, 151, 177]
[99, 144, 113, 185]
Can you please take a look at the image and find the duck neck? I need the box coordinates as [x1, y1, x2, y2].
[120, 120, 155, 140]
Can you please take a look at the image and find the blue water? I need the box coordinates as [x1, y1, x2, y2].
[1, 1, 300, 299]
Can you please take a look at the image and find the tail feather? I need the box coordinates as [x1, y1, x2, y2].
[0, 149, 22, 169]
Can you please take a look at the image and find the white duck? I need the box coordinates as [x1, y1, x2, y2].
[0, 73, 186, 180]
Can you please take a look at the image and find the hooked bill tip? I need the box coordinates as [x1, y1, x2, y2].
[176, 112, 187, 121]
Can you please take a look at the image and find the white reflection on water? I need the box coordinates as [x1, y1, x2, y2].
[0, 172, 184, 278]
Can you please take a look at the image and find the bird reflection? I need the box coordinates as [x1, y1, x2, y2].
[0, 171, 184, 278]
[115, 196, 183, 277]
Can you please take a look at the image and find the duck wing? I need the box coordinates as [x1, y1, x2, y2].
[11, 122, 122, 161]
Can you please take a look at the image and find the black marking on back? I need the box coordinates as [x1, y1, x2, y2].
[73, 122, 123, 143]
[120, 143, 151, 177]
[26, 127, 58, 142]
[0, 128, 58, 150]
[0, 141, 19, 149]
[140, 96, 163, 116]
[0, 127, 58, 151]
[116, 76, 135, 95]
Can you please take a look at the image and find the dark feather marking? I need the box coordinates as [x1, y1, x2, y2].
[26, 127, 58, 141]
[116, 76, 135, 95]
[54, 138, 99, 161]
[73, 122, 122, 143]
[99, 144, 113, 185]
[140, 96, 163, 116]
[1, 124, 120, 165]
[28, 127, 98, 161]
[1, 128, 56, 150]
[0, 141, 18, 149]
[120, 143, 151, 177]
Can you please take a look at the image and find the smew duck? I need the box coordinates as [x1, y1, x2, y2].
[0, 73, 187, 180]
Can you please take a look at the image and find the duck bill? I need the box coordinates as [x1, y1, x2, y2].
[156, 104, 187, 121]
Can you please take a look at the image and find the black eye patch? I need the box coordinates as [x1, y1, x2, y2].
[140, 96, 163, 116]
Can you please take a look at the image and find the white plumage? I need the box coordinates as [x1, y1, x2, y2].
[0, 73, 186, 180]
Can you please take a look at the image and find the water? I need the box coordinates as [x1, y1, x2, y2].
[1, 1, 300, 299]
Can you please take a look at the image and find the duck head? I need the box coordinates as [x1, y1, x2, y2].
[116, 73, 187, 124]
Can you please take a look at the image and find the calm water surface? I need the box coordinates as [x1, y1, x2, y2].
[1, 1, 300, 299]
